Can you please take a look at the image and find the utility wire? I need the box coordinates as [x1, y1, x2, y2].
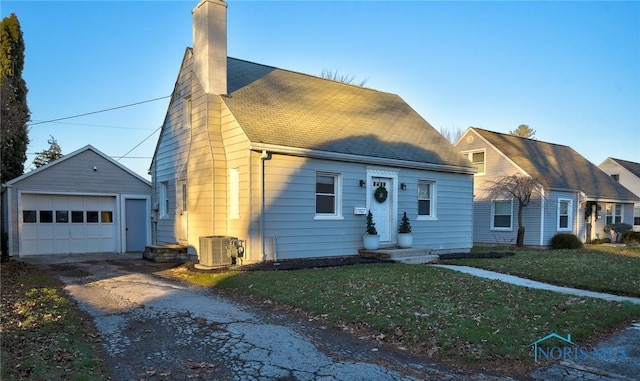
[29, 95, 171, 126]
[116, 125, 162, 162]
[30, 120, 157, 131]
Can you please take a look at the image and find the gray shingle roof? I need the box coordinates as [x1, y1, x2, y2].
[472, 128, 639, 201]
[610, 158, 640, 179]
[223, 58, 473, 170]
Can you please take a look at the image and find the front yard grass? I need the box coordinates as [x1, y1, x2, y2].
[441, 246, 640, 297]
[163, 261, 640, 376]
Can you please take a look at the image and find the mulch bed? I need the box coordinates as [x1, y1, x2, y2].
[235, 256, 394, 271]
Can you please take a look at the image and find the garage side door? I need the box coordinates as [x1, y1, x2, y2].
[20, 194, 116, 255]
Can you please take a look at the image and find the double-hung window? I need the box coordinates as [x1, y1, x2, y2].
[491, 200, 512, 230]
[463, 150, 485, 175]
[557, 199, 573, 231]
[418, 180, 436, 219]
[315, 172, 342, 219]
[605, 203, 622, 225]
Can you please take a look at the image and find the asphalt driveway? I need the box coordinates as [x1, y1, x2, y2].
[28, 255, 514, 381]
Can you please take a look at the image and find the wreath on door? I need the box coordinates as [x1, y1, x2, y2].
[374, 186, 388, 203]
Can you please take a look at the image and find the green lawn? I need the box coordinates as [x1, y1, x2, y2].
[441, 246, 640, 297]
[162, 260, 640, 375]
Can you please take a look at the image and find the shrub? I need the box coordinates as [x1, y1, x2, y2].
[365, 210, 377, 235]
[621, 231, 640, 246]
[398, 211, 412, 234]
[604, 223, 632, 242]
[551, 233, 582, 249]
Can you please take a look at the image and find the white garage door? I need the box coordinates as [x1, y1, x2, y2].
[20, 194, 117, 255]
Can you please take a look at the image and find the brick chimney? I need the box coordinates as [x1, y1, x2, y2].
[192, 0, 227, 95]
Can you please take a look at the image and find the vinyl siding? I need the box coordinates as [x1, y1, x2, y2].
[152, 52, 193, 244]
[599, 160, 640, 231]
[5, 149, 151, 255]
[456, 130, 532, 245]
[258, 154, 473, 259]
[541, 191, 579, 245]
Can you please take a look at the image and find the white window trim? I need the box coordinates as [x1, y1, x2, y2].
[417, 180, 437, 220]
[605, 203, 623, 225]
[160, 181, 169, 218]
[314, 172, 343, 220]
[491, 199, 513, 231]
[462, 149, 486, 176]
[557, 198, 573, 231]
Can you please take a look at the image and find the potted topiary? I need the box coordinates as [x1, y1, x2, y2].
[398, 211, 413, 248]
[363, 210, 380, 250]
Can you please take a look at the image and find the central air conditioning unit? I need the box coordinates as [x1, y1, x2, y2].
[196, 236, 245, 269]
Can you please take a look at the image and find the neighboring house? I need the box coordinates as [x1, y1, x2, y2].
[599, 157, 640, 231]
[149, 0, 475, 263]
[1, 145, 151, 257]
[455, 128, 639, 245]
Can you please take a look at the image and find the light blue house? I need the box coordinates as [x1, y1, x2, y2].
[149, 0, 475, 263]
[455, 127, 639, 245]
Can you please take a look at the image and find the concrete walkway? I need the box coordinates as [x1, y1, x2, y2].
[432, 265, 640, 305]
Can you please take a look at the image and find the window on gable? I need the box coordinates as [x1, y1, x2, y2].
[610, 174, 619, 182]
[315, 172, 342, 218]
[464, 150, 485, 175]
[558, 199, 573, 231]
[183, 96, 192, 129]
[492, 200, 512, 230]
[418, 180, 436, 218]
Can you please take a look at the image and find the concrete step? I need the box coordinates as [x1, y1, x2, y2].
[359, 247, 439, 264]
[392, 254, 440, 264]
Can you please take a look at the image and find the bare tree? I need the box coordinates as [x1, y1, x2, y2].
[487, 174, 545, 247]
[320, 68, 368, 87]
[439, 126, 464, 144]
[509, 124, 536, 139]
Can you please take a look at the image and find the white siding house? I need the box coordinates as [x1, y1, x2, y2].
[149, 0, 475, 263]
[599, 158, 640, 231]
[1, 145, 152, 257]
[455, 128, 639, 245]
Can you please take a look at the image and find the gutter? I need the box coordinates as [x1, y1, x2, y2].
[249, 143, 476, 175]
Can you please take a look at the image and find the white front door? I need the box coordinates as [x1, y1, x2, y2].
[369, 177, 393, 243]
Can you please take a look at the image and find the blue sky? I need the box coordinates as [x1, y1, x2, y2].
[2, 0, 639, 180]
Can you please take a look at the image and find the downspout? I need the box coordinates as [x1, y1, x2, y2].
[259, 150, 272, 261]
[539, 186, 545, 246]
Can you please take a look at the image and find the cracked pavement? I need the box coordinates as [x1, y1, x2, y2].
[40, 257, 514, 381]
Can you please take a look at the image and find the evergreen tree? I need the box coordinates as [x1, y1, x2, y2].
[1, 13, 30, 182]
[33, 136, 63, 168]
[509, 124, 536, 139]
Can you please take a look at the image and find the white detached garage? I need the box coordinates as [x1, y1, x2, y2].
[1, 145, 151, 257]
